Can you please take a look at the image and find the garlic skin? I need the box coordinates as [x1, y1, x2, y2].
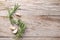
[15, 13, 20, 15]
[9, 26, 16, 31]
[15, 13, 21, 17]
[9, 25, 18, 34]
[12, 29, 18, 34]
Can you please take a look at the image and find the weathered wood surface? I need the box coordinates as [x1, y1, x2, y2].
[0, 15, 60, 40]
[0, 0, 60, 40]
[0, 37, 60, 40]
[20, 0, 60, 15]
[0, 0, 60, 15]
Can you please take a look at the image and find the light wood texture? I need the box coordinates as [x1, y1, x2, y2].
[0, 16, 60, 39]
[0, 0, 60, 15]
[0, 0, 60, 40]
[0, 38, 60, 40]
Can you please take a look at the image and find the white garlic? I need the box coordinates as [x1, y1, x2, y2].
[12, 29, 18, 34]
[15, 13, 21, 17]
[9, 26, 16, 31]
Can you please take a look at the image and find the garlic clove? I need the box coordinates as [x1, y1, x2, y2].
[9, 26, 16, 31]
[12, 29, 18, 34]
[15, 13, 21, 17]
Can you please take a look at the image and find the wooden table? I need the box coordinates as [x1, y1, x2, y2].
[0, 0, 60, 40]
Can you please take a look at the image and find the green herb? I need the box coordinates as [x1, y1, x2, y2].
[8, 4, 26, 40]
[8, 4, 19, 25]
[16, 19, 26, 39]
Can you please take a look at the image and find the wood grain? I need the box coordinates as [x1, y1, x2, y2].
[0, 16, 60, 37]
[0, 38, 60, 40]
[0, 0, 60, 15]
[0, 0, 60, 40]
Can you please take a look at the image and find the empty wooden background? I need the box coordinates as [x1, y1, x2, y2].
[0, 0, 60, 40]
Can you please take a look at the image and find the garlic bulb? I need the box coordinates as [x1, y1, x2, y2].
[12, 29, 18, 34]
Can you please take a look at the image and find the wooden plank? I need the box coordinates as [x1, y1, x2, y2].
[20, 0, 60, 15]
[0, 0, 60, 40]
[21, 15, 60, 37]
[0, 38, 13, 40]
[0, 16, 60, 37]
[0, 38, 60, 40]
[0, 10, 60, 17]
[0, 0, 60, 15]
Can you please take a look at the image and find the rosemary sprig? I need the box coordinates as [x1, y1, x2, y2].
[8, 4, 26, 40]
[16, 19, 26, 39]
[8, 4, 19, 25]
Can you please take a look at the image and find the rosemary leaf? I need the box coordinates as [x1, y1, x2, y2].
[8, 4, 19, 25]
[8, 4, 26, 40]
[16, 19, 26, 38]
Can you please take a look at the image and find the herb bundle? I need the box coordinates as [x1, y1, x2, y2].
[8, 4, 26, 40]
